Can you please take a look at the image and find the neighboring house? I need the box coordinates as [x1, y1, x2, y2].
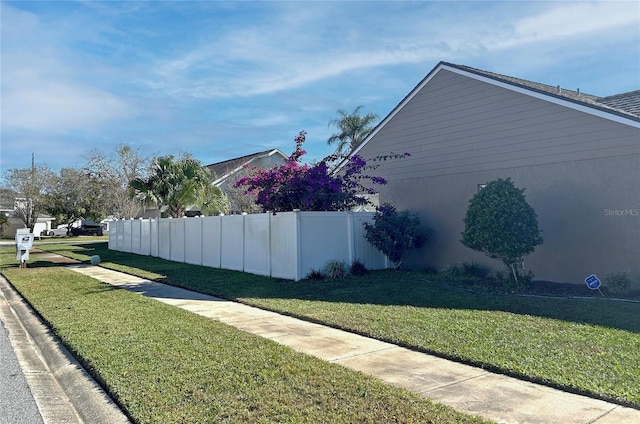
[0, 190, 54, 238]
[205, 149, 288, 213]
[349, 61, 639, 287]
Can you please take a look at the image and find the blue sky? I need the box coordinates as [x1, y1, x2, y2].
[2, 0, 639, 174]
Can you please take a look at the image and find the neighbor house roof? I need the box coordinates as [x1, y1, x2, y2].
[205, 149, 287, 186]
[338, 61, 640, 169]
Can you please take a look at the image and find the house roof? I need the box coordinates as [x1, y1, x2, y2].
[204, 149, 287, 186]
[597, 90, 640, 116]
[0, 189, 17, 212]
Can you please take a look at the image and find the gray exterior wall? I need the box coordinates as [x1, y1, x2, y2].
[358, 69, 640, 287]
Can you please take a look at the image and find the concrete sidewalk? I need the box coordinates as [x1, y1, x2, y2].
[66, 264, 639, 424]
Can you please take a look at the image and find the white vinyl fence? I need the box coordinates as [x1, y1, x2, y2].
[108, 211, 389, 280]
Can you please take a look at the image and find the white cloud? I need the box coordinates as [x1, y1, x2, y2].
[1, 3, 135, 134]
[143, 1, 638, 101]
[483, 1, 639, 50]
[3, 78, 133, 132]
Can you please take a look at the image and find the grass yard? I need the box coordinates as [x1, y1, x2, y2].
[0, 250, 488, 424]
[9, 242, 640, 409]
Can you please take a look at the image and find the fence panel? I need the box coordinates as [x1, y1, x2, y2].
[202, 216, 221, 268]
[108, 221, 119, 250]
[158, 219, 171, 260]
[131, 219, 142, 255]
[351, 213, 387, 269]
[298, 212, 350, 279]
[270, 212, 298, 280]
[122, 220, 133, 253]
[243, 214, 270, 276]
[220, 215, 244, 271]
[140, 219, 151, 256]
[170, 219, 186, 263]
[184, 218, 203, 265]
[150, 219, 159, 257]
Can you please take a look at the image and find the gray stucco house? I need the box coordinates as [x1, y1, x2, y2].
[350, 62, 639, 287]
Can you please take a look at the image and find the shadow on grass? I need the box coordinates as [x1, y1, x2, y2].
[37, 242, 640, 334]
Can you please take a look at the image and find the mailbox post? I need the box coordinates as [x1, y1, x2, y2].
[15, 229, 35, 268]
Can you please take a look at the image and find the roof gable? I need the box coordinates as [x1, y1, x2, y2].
[205, 149, 287, 186]
[348, 61, 640, 163]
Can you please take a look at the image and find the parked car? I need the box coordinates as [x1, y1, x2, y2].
[71, 224, 103, 236]
[42, 226, 69, 237]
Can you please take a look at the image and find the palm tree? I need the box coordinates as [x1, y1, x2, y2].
[327, 106, 379, 157]
[129, 154, 215, 218]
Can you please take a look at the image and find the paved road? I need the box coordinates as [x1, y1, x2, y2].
[0, 319, 44, 424]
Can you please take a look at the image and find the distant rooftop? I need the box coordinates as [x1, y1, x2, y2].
[205, 149, 273, 178]
[204, 149, 287, 185]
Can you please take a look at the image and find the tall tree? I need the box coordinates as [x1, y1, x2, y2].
[196, 184, 230, 216]
[327, 106, 379, 157]
[2, 157, 56, 232]
[85, 145, 149, 219]
[129, 154, 217, 218]
[0, 212, 8, 237]
[45, 168, 108, 231]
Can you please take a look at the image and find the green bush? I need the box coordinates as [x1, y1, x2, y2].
[461, 178, 542, 285]
[363, 203, 430, 269]
[442, 264, 463, 277]
[462, 262, 491, 279]
[306, 268, 326, 281]
[349, 259, 369, 276]
[324, 260, 348, 279]
[605, 271, 631, 293]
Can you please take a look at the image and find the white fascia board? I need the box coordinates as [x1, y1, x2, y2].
[268, 149, 288, 159]
[213, 157, 259, 187]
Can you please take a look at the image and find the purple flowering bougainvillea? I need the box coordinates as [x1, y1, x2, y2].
[235, 131, 409, 212]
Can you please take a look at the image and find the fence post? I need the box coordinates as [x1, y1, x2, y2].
[200, 216, 204, 266]
[219, 215, 223, 269]
[183, 216, 187, 265]
[167, 217, 172, 261]
[267, 212, 272, 278]
[295, 210, 301, 281]
[347, 211, 355, 265]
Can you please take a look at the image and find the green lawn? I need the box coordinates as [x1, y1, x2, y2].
[0, 251, 488, 424]
[8, 242, 640, 409]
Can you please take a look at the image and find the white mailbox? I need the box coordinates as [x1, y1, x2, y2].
[15, 229, 35, 268]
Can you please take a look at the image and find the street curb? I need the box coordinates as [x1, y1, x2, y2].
[0, 274, 130, 424]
